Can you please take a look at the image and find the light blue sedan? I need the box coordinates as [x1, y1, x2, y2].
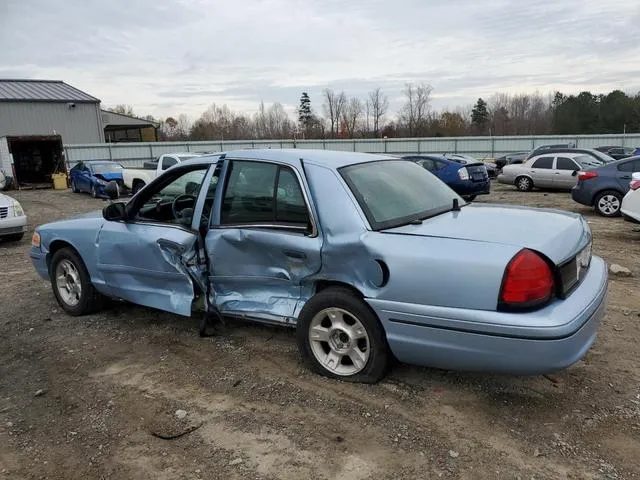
[30, 149, 608, 383]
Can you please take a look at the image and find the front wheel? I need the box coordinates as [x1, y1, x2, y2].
[50, 247, 105, 316]
[71, 180, 79, 193]
[594, 190, 622, 217]
[463, 195, 477, 202]
[132, 181, 145, 195]
[296, 287, 389, 383]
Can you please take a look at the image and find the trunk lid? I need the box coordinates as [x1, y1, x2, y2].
[464, 163, 489, 183]
[382, 203, 591, 265]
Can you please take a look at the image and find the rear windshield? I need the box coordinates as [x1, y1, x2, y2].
[589, 150, 615, 162]
[574, 155, 604, 168]
[339, 160, 460, 230]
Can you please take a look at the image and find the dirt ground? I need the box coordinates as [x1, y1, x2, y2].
[1, 183, 639, 480]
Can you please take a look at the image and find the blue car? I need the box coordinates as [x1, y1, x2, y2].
[30, 149, 607, 383]
[571, 155, 640, 217]
[69, 161, 124, 198]
[402, 154, 490, 201]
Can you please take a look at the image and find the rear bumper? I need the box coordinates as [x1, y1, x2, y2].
[451, 181, 491, 196]
[0, 215, 27, 237]
[367, 255, 608, 375]
[571, 185, 593, 206]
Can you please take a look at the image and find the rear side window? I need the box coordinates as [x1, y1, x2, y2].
[531, 157, 554, 169]
[617, 159, 640, 172]
[162, 157, 178, 170]
[556, 157, 579, 170]
[415, 158, 436, 172]
[221, 160, 310, 229]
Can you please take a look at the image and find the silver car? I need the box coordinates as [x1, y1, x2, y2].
[498, 153, 606, 191]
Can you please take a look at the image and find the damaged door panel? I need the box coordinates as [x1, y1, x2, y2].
[206, 228, 322, 323]
[96, 223, 201, 316]
[205, 158, 323, 323]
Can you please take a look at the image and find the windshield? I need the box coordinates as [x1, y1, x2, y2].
[92, 163, 123, 174]
[575, 155, 605, 168]
[339, 160, 462, 230]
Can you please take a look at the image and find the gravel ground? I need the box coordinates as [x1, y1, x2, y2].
[1, 183, 639, 480]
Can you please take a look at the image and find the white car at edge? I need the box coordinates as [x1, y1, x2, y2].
[0, 190, 27, 241]
[620, 172, 640, 223]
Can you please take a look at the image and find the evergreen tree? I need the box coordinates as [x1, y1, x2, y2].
[471, 98, 489, 131]
[298, 92, 312, 130]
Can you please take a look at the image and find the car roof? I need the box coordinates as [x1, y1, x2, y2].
[180, 149, 398, 169]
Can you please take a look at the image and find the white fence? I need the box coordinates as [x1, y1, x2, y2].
[64, 134, 640, 167]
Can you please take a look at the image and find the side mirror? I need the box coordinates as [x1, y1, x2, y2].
[103, 202, 127, 221]
[632, 172, 640, 181]
[103, 181, 120, 200]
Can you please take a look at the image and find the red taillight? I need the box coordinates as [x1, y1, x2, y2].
[630, 180, 640, 191]
[577, 171, 598, 181]
[499, 249, 554, 309]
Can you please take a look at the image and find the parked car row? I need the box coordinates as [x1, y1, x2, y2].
[29, 148, 608, 383]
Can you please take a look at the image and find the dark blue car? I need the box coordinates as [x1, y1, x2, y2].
[69, 161, 124, 198]
[402, 154, 490, 201]
[571, 155, 640, 216]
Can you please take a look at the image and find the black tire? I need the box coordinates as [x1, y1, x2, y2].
[594, 190, 622, 217]
[50, 247, 105, 316]
[91, 184, 99, 198]
[296, 287, 389, 383]
[132, 181, 145, 195]
[71, 180, 79, 193]
[463, 195, 477, 202]
[5, 233, 24, 242]
[515, 176, 533, 192]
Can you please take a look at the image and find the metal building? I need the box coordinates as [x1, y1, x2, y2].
[0, 79, 104, 143]
[0, 79, 103, 188]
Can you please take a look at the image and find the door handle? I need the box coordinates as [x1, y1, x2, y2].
[621, 175, 631, 179]
[283, 250, 307, 260]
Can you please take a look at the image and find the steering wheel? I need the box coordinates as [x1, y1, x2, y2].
[172, 194, 197, 223]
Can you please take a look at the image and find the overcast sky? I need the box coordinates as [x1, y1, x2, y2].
[2, 0, 639, 122]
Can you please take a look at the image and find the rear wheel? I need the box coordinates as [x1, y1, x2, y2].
[594, 190, 622, 217]
[296, 287, 389, 383]
[515, 176, 533, 192]
[50, 247, 105, 316]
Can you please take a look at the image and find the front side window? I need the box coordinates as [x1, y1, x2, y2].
[531, 157, 554, 169]
[221, 160, 310, 230]
[134, 167, 209, 225]
[340, 159, 460, 231]
[556, 157, 579, 170]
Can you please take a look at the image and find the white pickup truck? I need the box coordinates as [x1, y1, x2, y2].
[122, 152, 205, 194]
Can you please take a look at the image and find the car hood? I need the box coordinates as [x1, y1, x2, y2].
[71, 210, 103, 219]
[95, 172, 123, 181]
[381, 203, 590, 265]
[0, 193, 14, 208]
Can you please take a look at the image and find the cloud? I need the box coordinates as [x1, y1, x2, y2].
[1, 0, 639, 121]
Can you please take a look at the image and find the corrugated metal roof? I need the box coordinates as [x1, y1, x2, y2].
[0, 79, 100, 103]
[101, 110, 159, 127]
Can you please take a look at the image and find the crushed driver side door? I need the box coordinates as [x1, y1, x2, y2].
[95, 165, 214, 316]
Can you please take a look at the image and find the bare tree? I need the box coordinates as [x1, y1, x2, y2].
[322, 89, 347, 137]
[342, 97, 364, 138]
[399, 82, 433, 136]
[368, 88, 389, 137]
